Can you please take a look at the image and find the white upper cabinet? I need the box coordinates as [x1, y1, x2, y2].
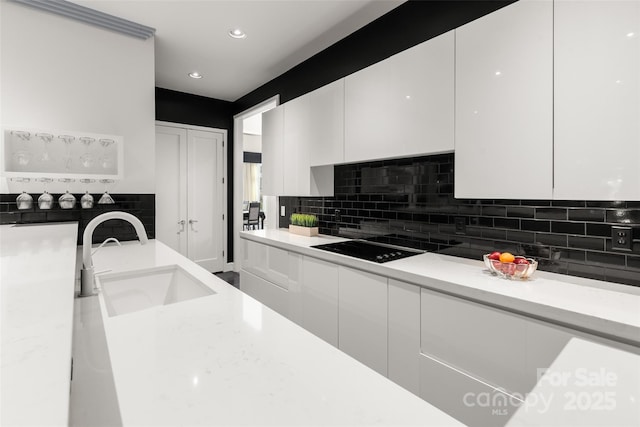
[283, 81, 341, 195]
[283, 95, 309, 196]
[262, 82, 339, 197]
[261, 106, 284, 196]
[553, 0, 640, 200]
[307, 80, 344, 167]
[454, 0, 553, 199]
[345, 31, 454, 163]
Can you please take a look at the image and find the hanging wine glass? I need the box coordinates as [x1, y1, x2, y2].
[98, 179, 115, 204]
[58, 135, 75, 170]
[58, 178, 76, 209]
[11, 178, 33, 210]
[11, 131, 32, 167]
[36, 133, 54, 163]
[98, 139, 115, 169]
[79, 137, 95, 168]
[37, 177, 54, 210]
[79, 178, 95, 209]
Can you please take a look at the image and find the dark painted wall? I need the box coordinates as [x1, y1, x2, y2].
[280, 154, 640, 288]
[155, 87, 235, 262]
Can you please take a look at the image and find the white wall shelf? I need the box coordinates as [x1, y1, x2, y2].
[2, 127, 124, 181]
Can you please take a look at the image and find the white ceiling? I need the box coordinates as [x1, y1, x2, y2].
[73, 0, 404, 102]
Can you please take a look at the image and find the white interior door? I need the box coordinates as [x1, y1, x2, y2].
[155, 126, 188, 255]
[187, 129, 224, 272]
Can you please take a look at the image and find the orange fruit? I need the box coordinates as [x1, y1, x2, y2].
[499, 252, 515, 263]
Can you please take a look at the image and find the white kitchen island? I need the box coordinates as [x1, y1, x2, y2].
[1, 223, 78, 426]
[72, 237, 462, 426]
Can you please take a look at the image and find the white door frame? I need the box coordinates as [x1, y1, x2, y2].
[233, 95, 279, 272]
[155, 120, 229, 270]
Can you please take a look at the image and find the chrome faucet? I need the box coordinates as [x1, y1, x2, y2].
[80, 211, 148, 297]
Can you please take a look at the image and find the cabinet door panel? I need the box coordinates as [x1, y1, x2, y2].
[301, 256, 338, 346]
[454, 0, 553, 199]
[388, 279, 420, 394]
[283, 96, 308, 196]
[345, 31, 454, 163]
[420, 288, 528, 395]
[239, 270, 289, 318]
[419, 353, 519, 427]
[308, 80, 344, 167]
[338, 267, 388, 376]
[242, 240, 288, 290]
[287, 252, 303, 325]
[261, 106, 284, 196]
[554, 0, 640, 200]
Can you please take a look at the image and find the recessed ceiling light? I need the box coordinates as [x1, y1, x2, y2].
[189, 72, 203, 79]
[229, 28, 247, 39]
[627, 32, 635, 38]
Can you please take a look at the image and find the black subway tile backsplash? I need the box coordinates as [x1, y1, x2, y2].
[536, 208, 567, 220]
[551, 221, 585, 235]
[280, 153, 640, 288]
[0, 193, 155, 245]
[568, 209, 605, 222]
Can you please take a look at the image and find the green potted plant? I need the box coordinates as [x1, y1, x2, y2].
[289, 213, 319, 237]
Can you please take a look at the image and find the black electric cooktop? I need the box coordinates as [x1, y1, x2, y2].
[311, 240, 423, 263]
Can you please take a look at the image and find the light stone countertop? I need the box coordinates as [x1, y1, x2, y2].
[240, 229, 640, 345]
[1, 223, 78, 426]
[85, 238, 463, 426]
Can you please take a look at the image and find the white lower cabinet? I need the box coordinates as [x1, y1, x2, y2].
[420, 288, 529, 395]
[240, 239, 636, 426]
[338, 267, 388, 376]
[239, 240, 301, 321]
[286, 253, 304, 326]
[419, 353, 520, 427]
[239, 270, 290, 318]
[300, 256, 339, 346]
[242, 239, 289, 289]
[418, 287, 633, 425]
[388, 279, 421, 394]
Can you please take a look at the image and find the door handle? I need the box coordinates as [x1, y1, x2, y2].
[189, 219, 198, 231]
[177, 219, 185, 234]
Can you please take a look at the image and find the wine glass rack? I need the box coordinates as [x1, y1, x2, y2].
[1, 127, 123, 181]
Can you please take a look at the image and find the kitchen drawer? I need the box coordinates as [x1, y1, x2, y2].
[420, 288, 528, 395]
[242, 239, 289, 290]
[239, 270, 289, 319]
[419, 352, 520, 427]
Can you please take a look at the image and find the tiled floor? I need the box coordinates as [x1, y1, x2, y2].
[214, 271, 239, 289]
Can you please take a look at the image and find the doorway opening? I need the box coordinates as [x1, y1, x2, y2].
[242, 113, 263, 229]
[233, 96, 279, 271]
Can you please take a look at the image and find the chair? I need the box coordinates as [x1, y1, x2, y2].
[244, 202, 261, 230]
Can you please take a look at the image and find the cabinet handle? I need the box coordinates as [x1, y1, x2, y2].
[177, 219, 185, 234]
[189, 219, 198, 232]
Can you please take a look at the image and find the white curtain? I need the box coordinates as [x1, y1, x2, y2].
[243, 163, 261, 204]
